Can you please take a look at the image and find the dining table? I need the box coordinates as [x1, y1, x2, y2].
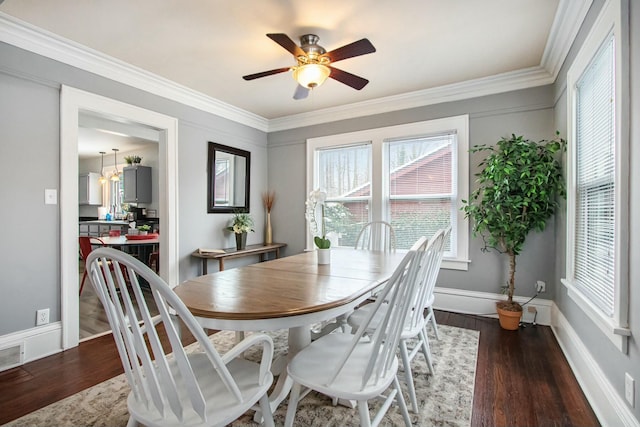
[96, 234, 160, 247]
[172, 247, 407, 416]
[93, 235, 160, 270]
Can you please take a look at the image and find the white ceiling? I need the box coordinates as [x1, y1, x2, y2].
[0, 0, 574, 124]
[77, 113, 159, 159]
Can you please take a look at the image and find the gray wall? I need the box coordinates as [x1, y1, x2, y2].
[268, 86, 559, 299]
[0, 42, 268, 335]
[553, 0, 640, 421]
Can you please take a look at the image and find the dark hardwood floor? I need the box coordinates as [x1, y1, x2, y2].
[0, 311, 599, 426]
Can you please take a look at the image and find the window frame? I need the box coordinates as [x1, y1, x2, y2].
[562, 0, 630, 353]
[306, 115, 469, 270]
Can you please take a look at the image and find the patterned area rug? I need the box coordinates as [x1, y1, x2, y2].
[4, 325, 478, 427]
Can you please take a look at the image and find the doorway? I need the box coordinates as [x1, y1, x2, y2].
[77, 114, 161, 340]
[60, 86, 179, 349]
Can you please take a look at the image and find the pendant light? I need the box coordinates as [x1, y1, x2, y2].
[110, 148, 120, 182]
[98, 151, 107, 184]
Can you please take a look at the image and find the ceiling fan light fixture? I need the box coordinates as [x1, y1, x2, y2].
[293, 64, 330, 89]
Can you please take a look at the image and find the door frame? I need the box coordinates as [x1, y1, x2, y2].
[60, 86, 179, 349]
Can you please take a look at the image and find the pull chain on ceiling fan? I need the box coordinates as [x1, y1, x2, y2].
[242, 33, 376, 100]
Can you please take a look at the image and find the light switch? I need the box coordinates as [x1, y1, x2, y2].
[45, 189, 57, 205]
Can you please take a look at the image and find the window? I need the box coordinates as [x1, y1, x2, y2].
[386, 134, 457, 253]
[563, 0, 629, 352]
[307, 115, 469, 270]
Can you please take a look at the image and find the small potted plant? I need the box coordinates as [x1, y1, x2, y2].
[226, 212, 254, 250]
[137, 224, 151, 236]
[124, 155, 142, 165]
[462, 133, 565, 330]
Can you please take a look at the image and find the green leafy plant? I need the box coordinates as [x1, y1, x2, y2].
[227, 212, 254, 234]
[462, 133, 566, 311]
[137, 224, 151, 232]
[124, 155, 142, 165]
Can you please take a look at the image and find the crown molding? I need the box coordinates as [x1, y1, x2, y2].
[541, 0, 594, 79]
[1, 1, 590, 133]
[0, 12, 269, 132]
[268, 66, 554, 132]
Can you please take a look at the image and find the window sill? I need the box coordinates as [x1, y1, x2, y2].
[561, 278, 631, 353]
[441, 258, 469, 271]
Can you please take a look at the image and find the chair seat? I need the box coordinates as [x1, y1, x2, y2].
[348, 303, 424, 339]
[287, 333, 399, 401]
[128, 353, 273, 427]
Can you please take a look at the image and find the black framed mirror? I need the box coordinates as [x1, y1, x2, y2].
[207, 142, 250, 213]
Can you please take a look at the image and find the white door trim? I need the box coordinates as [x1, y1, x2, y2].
[60, 86, 179, 349]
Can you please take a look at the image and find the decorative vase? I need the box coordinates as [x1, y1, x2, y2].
[317, 248, 330, 265]
[265, 212, 273, 245]
[235, 232, 247, 251]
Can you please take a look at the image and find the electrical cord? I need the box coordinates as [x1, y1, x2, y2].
[469, 292, 540, 317]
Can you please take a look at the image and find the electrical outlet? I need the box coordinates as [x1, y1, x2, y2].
[36, 308, 49, 326]
[536, 280, 546, 293]
[625, 373, 635, 406]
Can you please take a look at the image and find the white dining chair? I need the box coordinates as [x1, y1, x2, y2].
[284, 246, 429, 427]
[347, 228, 449, 413]
[354, 221, 396, 252]
[86, 247, 275, 427]
[423, 227, 451, 342]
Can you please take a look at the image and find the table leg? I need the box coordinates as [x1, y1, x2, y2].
[202, 259, 208, 275]
[253, 325, 311, 422]
[219, 259, 225, 271]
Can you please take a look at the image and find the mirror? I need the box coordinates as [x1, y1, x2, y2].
[207, 142, 250, 213]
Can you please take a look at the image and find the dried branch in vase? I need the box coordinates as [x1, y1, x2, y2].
[262, 190, 276, 213]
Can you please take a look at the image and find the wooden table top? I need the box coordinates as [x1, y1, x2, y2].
[174, 249, 406, 321]
[191, 242, 286, 259]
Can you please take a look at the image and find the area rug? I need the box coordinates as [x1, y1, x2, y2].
[4, 325, 478, 427]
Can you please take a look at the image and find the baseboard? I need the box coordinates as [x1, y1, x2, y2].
[0, 322, 63, 370]
[434, 287, 553, 325]
[551, 306, 640, 427]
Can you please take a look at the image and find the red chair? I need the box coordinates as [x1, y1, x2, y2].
[79, 236, 130, 295]
[79, 236, 105, 295]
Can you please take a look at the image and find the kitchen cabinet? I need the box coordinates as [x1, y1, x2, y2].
[79, 172, 102, 205]
[79, 220, 128, 237]
[123, 165, 152, 203]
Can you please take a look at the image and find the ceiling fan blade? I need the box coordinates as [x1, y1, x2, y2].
[328, 66, 369, 90]
[323, 38, 376, 63]
[242, 67, 291, 81]
[267, 33, 305, 57]
[293, 85, 310, 100]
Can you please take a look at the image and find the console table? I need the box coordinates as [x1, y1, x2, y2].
[191, 242, 287, 274]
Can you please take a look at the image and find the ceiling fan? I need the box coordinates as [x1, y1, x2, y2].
[242, 33, 376, 100]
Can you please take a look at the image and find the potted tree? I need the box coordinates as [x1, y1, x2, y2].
[462, 133, 565, 330]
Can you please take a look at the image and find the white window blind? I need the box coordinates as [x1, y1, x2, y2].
[386, 132, 457, 252]
[316, 143, 372, 247]
[574, 34, 616, 316]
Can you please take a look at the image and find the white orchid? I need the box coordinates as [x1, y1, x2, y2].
[305, 189, 331, 249]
